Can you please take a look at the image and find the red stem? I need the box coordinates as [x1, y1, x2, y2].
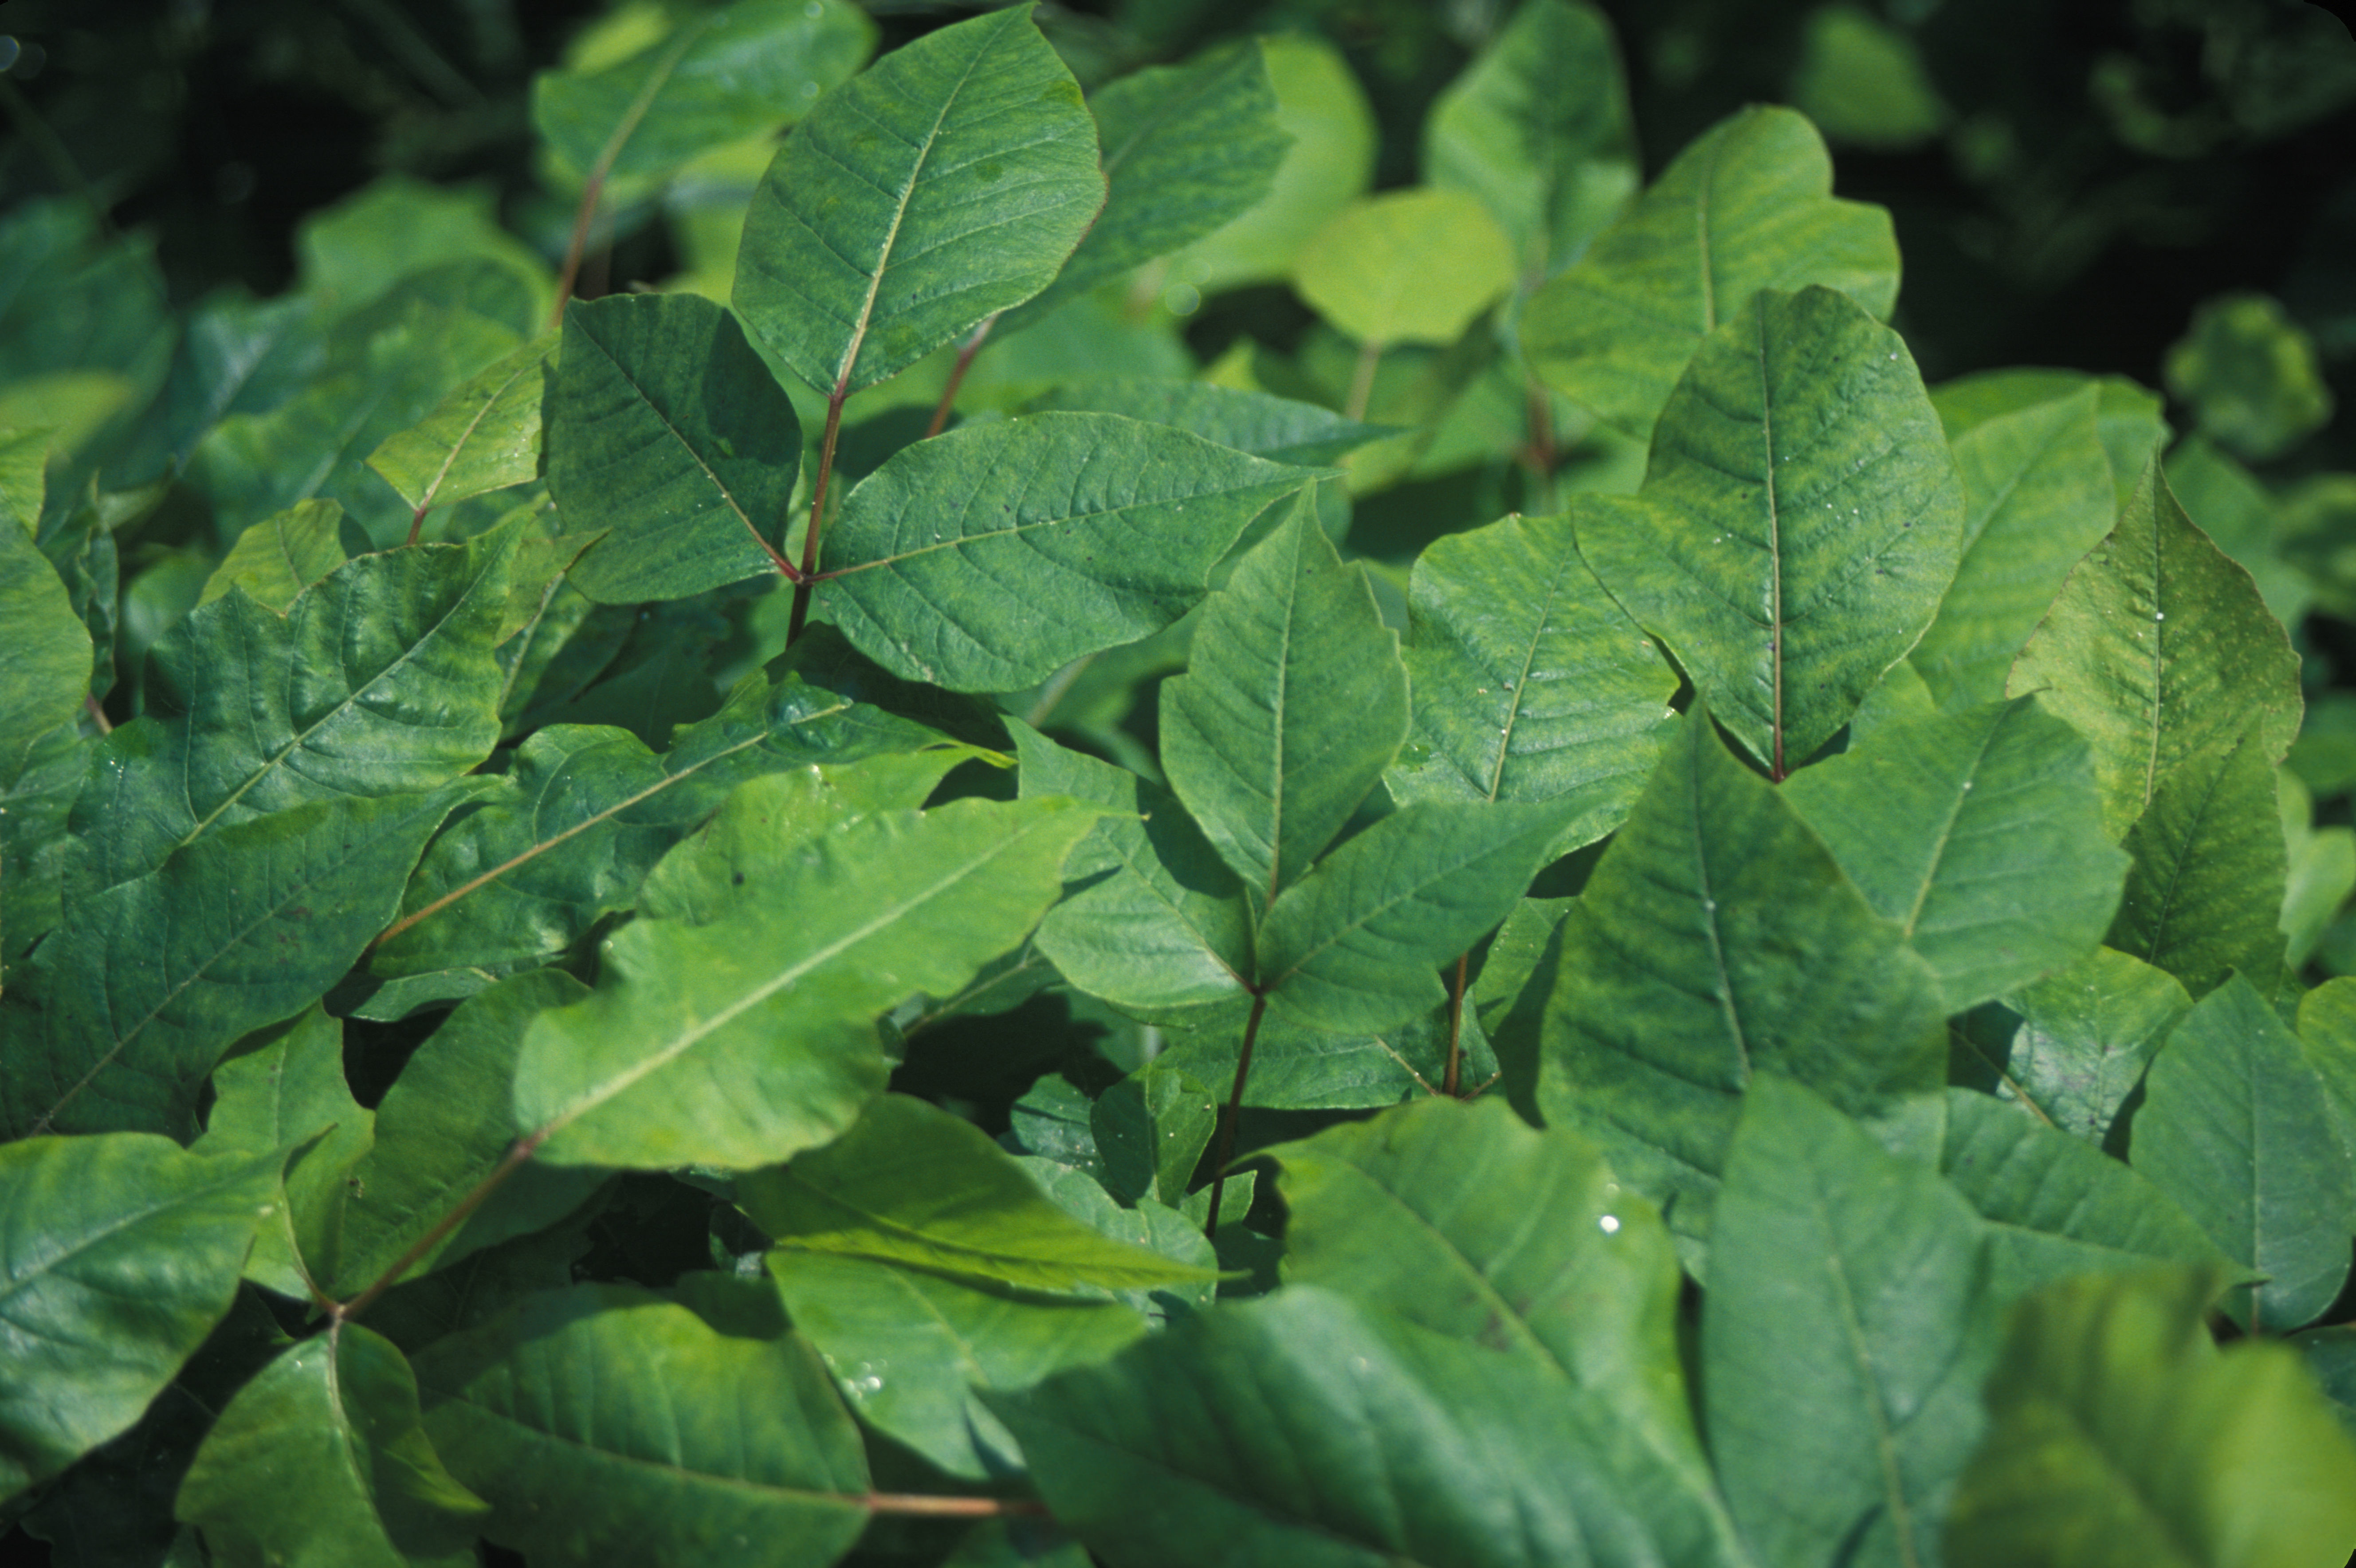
[1204, 992, 1268, 1238]
[1443, 952, 1470, 1096]
[865, 1494, 1048, 1518]
[786, 387, 851, 645]
[925, 316, 997, 439]
[333, 1133, 543, 1324]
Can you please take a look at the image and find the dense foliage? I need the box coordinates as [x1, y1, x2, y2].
[4, 2, 2356, 1565]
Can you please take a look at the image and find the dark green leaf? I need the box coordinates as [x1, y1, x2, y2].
[2108, 727, 2288, 997]
[1029, 379, 1390, 467]
[1965, 946, 2190, 1144]
[0, 500, 90, 769]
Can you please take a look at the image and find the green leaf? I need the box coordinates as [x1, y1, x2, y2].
[817, 413, 1313, 692]
[1946, 1267, 2356, 1568]
[2167, 435, 2313, 632]
[366, 333, 555, 518]
[415, 1284, 871, 1568]
[1029, 379, 1390, 467]
[1257, 799, 1574, 1036]
[1524, 105, 1899, 439]
[546, 294, 797, 605]
[197, 499, 349, 613]
[732, 5, 1102, 397]
[1912, 384, 2117, 709]
[1538, 709, 1949, 1247]
[2131, 974, 2356, 1332]
[332, 972, 609, 1301]
[532, 0, 874, 181]
[6, 787, 480, 1140]
[1575, 285, 1963, 774]
[1089, 1060, 1219, 1211]
[1705, 1076, 2000, 1568]
[1939, 1089, 2237, 1300]
[1385, 509, 1675, 854]
[2163, 291, 2335, 462]
[2008, 460, 2301, 839]
[1292, 188, 1516, 346]
[1783, 696, 2127, 1008]
[0, 1134, 279, 1500]
[1154, 1005, 1485, 1110]
[1422, 0, 1638, 282]
[177, 1324, 488, 1567]
[2108, 727, 2288, 997]
[1161, 500, 1408, 904]
[512, 796, 1096, 1169]
[766, 1253, 1147, 1480]
[1963, 946, 2190, 1144]
[0, 500, 90, 768]
[295, 177, 550, 325]
[738, 1093, 1220, 1293]
[1931, 369, 2167, 512]
[0, 425, 51, 534]
[0, 723, 83, 985]
[1001, 41, 1289, 334]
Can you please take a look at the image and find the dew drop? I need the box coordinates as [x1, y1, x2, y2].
[2155, 611, 2165, 621]
[1598, 1214, 1622, 1234]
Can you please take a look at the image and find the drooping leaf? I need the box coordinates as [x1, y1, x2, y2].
[176, 1324, 488, 1567]
[738, 1094, 1219, 1293]
[1783, 696, 2127, 1008]
[0, 1134, 279, 1500]
[732, 5, 1103, 397]
[2008, 460, 2301, 839]
[1538, 709, 1949, 1247]
[197, 499, 348, 613]
[2131, 974, 2356, 1332]
[512, 797, 1096, 1169]
[1292, 188, 1516, 347]
[546, 294, 798, 605]
[2108, 727, 2288, 997]
[366, 333, 556, 519]
[415, 1284, 871, 1568]
[1160, 499, 1409, 904]
[1946, 1267, 2356, 1568]
[1029, 379, 1390, 467]
[1576, 285, 1964, 774]
[1384, 509, 1675, 855]
[817, 413, 1312, 692]
[1524, 105, 1899, 439]
[1959, 946, 2191, 1145]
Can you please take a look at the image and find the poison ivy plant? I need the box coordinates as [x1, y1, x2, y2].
[4, 4, 2354, 1566]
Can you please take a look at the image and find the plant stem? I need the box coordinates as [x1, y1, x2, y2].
[1443, 951, 1470, 1096]
[1204, 992, 1268, 1238]
[334, 1132, 543, 1324]
[864, 1494, 1049, 1518]
[547, 24, 706, 330]
[926, 315, 997, 438]
[786, 387, 851, 644]
[1344, 338, 1382, 424]
[82, 693, 112, 735]
[1520, 377, 1559, 514]
[405, 504, 429, 548]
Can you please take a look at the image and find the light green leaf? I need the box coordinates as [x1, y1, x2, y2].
[2132, 974, 2356, 1332]
[1029, 379, 1390, 467]
[2279, 766, 2355, 970]
[1790, 4, 1948, 149]
[295, 177, 550, 325]
[1387, 510, 1675, 853]
[1963, 946, 2190, 1144]
[732, 5, 1102, 397]
[177, 1324, 488, 1568]
[2109, 727, 2288, 997]
[1708, 1078, 1999, 1568]
[1784, 696, 2127, 1008]
[739, 1093, 1219, 1293]
[1947, 1267, 2356, 1568]
[1154, 1005, 1484, 1110]
[0, 426, 49, 536]
[2008, 460, 2301, 840]
[1161, 500, 1408, 904]
[767, 1252, 1147, 1480]
[0, 503, 89, 769]
[2168, 435, 2313, 632]
[1292, 188, 1516, 346]
[2295, 978, 2356, 1179]
[415, 1284, 870, 1568]
[0, 1134, 279, 1500]
[1539, 709, 1949, 1246]
[2163, 291, 2335, 462]
[197, 499, 349, 613]
[1524, 105, 1898, 439]
[367, 334, 555, 518]
[1931, 369, 2167, 511]
[546, 294, 797, 605]
[1912, 384, 2117, 709]
[513, 797, 1096, 1169]
[1577, 285, 1963, 774]
[1257, 799, 1573, 1036]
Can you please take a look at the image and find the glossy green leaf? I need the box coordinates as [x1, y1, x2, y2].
[197, 499, 348, 613]
[1257, 798, 1572, 1036]
[2131, 974, 2356, 1332]
[1001, 41, 1288, 334]
[513, 797, 1096, 1168]
[1939, 1089, 2235, 1300]
[1964, 946, 2190, 1144]
[2163, 291, 2335, 462]
[0, 1134, 279, 1500]
[1423, 0, 1637, 281]
[1385, 509, 1674, 853]
[1706, 1076, 1999, 1568]
[739, 1094, 1218, 1293]
[767, 1252, 1147, 1480]
[333, 972, 608, 1301]
[2108, 727, 2288, 997]
[177, 1324, 487, 1567]
[1161, 500, 1408, 904]
[546, 294, 797, 605]
[416, 1284, 870, 1568]
[1947, 1267, 2356, 1568]
[1912, 384, 2117, 709]
[6, 787, 479, 1140]
[1538, 709, 1949, 1245]
[367, 333, 555, 517]
[1577, 285, 1962, 773]
[1292, 189, 1516, 347]
[533, 0, 874, 181]
[1029, 379, 1389, 467]
[817, 413, 1311, 692]
[1784, 696, 2127, 1008]
[1524, 105, 1898, 438]
[732, 6, 1101, 397]
[0, 502, 89, 768]
[2009, 461, 2301, 839]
